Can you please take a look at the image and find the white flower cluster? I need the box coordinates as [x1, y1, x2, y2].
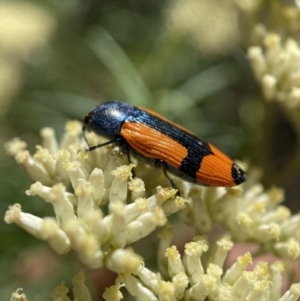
[100, 235, 300, 301]
[11, 270, 92, 301]
[248, 28, 300, 108]
[4, 121, 185, 269]
[5, 121, 300, 300]
[178, 180, 300, 261]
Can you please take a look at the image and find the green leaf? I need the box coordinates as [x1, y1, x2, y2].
[87, 27, 151, 106]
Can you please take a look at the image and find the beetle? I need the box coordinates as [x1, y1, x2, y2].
[83, 101, 246, 187]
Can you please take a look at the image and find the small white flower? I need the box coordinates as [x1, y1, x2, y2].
[103, 281, 124, 301]
[269, 261, 285, 299]
[40, 127, 58, 154]
[126, 207, 167, 244]
[4, 137, 27, 155]
[247, 46, 266, 80]
[262, 74, 277, 100]
[184, 239, 208, 284]
[248, 31, 300, 107]
[184, 186, 212, 233]
[50, 270, 92, 301]
[50, 281, 70, 301]
[72, 270, 92, 301]
[109, 200, 127, 248]
[105, 249, 142, 274]
[4, 204, 70, 254]
[172, 272, 189, 299]
[158, 280, 177, 301]
[246, 278, 272, 301]
[231, 271, 257, 299]
[280, 283, 300, 301]
[223, 252, 252, 285]
[136, 264, 161, 295]
[275, 238, 300, 259]
[11, 288, 28, 301]
[110, 164, 134, 204]
[207, 236, 233, 268]
[184, 273, 216, 301]
[165, 246, 185, 277]
[121, 273, 158, 301]
[157, 225, 173, 277]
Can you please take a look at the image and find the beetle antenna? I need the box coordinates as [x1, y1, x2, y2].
[87, 139, 120, 152]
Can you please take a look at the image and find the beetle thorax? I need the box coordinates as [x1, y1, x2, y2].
[87, 101, 133, 136]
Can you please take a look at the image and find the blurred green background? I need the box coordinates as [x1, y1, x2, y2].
[1, 0, 300, 300]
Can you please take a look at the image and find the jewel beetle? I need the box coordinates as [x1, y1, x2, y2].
[83, 101, 246, 187]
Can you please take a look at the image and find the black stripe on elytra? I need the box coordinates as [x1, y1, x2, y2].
[179, 149, 207, 178]
[128, 108, 213, 178]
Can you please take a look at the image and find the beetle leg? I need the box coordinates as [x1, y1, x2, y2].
[122, 142, 136, 178]
[155, 159, 180, 195]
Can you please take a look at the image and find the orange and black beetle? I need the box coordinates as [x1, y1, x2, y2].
[83, 101, 246, 187]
